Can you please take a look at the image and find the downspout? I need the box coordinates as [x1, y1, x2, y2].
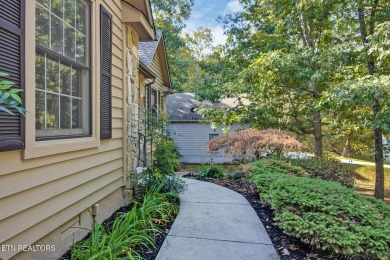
[145, 78, 155, 167]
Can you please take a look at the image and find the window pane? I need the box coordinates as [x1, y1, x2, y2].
[35, 0, 90, 139]
[64, 25, 75, 59]
[60, 62, 71, 95]
[37, 0, 50, 8]
[51, 0, 63, 19]
[36, 54, 45, 90]
[36, 4, 49, 47]
[51, 14, 64, 54]
[75, 32, 85, 64]
[75, 0, 86, 33]
[46, 58, 59, 92]
[46, 93, 59, 129]
[71, 68, 79, 97]
[72, 98, 81, 128]
[60, 96, 71, 128]
[64, 0, 75, 26]
[36, 91, 45, 129]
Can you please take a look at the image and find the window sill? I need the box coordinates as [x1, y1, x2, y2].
[23, 137, 100, 159]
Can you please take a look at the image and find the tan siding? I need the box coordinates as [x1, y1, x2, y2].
[0, 169, 122, 243]
[0, 149, 123, 199]
[0, 138, 123, 176]
[2, 179, 122, 260]
[150, 51, 165, 90]
[0, 159, 122, 221]
[0, 1, 127, 258]
[113, 107, 124, 119]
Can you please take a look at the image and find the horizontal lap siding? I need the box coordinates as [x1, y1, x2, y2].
[0, 0, 125, 257]
[150, 51, 165, 90]
[171, 123, 245, 163]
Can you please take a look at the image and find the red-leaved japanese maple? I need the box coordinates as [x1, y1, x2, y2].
[208, 129, 304, 159]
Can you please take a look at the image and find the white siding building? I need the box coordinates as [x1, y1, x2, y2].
[167, 93, 248, 164]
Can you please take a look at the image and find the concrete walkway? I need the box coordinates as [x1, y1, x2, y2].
[156, 178, 279, 260]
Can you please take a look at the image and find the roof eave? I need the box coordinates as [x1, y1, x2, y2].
[122, 1, 155, 41]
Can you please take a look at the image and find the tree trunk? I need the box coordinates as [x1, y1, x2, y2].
[313, 110, 323, 157]
[356, 0, 384, 200]
[374, 103, 385, 200]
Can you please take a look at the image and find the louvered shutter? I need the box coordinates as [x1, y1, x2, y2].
[0, 0, 25, 152]
[100, 6, 112, 139]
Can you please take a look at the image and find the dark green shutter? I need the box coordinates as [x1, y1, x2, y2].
[100, 5, 112, 140]
[0, 0, 25, 152]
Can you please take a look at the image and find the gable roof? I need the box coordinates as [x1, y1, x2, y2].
[166, 93, 239, 122]
[139, 31, 161, 66]
[139, 31, 172, 88]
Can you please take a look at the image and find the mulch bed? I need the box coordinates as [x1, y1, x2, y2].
[184, 174, 332, 260]
[60, 203, 177, 260]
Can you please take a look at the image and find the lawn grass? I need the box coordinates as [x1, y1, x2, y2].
[343, 163, 390, 203]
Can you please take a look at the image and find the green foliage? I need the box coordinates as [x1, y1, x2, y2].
[251, 158, 305, 176]
[140, 169, 187, 195]
[288, 157, 355, 188]
[198, 165, 224, 178]
[250, 164, 390, 259]
[71, 184, 179, 259]
[150, 0, 195, 92]
[0, 72, 25, 116]
[153, 138, 181, 175]
[322, 75, 390, 133]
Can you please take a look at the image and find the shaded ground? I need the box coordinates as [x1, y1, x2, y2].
[184, 174, 335, 260]
[344, 164, 390, 203]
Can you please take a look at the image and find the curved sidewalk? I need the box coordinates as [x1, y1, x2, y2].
[156, 178, 279, 260]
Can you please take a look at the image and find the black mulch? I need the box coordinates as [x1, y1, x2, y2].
[183, 173, 332, 260]
[60, 202, 177, 260]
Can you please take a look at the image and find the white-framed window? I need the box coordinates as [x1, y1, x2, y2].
[35, 0, 91, 140]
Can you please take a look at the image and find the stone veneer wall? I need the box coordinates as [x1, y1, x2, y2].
[124, 26, 147, 189]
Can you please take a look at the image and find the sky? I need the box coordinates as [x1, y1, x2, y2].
[182, 0, 243, 46]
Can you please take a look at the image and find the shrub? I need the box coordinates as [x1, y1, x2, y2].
[227, 171, 246, 180]
[251, 158, 305, 176]
[250, 166, 390, 259]
[153, 138, 180, 175]
[208, 128, 304, 159]
[71, 184, 179, 259]
[139, 171, 187, 195]
[288, 157, 355, 188]
[198, 165, 224, 178]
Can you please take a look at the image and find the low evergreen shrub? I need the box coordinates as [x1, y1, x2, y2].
[198, 165, 224, 178]
[288, 157, 355, 188]
[250, 165, 390, 259]
[251, 158, 305, 176]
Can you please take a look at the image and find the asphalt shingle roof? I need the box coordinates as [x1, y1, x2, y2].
[139, 31, 162, 66]
[166, 93, 238, 122]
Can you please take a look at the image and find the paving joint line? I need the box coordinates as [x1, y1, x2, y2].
[167, 234, 274, 246]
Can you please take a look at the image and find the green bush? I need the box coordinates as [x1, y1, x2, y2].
[153, 138, 180, 175]
[251, 158, 305, 176]
[288, 157, 355, 188]
[140, 171, 187, 194]
[71, 184, 179, 259]
[250, 166, 390, 259]
[198, 165, 224, 178]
